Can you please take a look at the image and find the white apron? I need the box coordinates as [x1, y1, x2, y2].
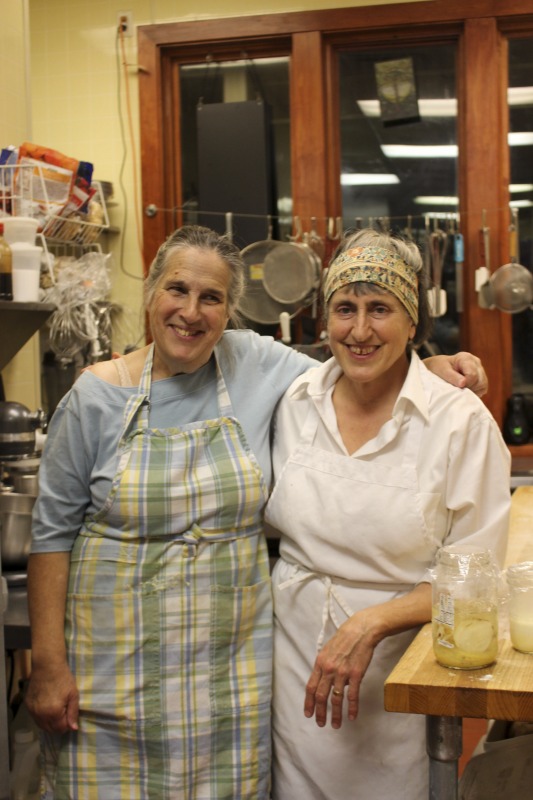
[265, 399, 435, 800]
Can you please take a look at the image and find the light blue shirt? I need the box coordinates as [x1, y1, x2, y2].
[32, 330, 315, 552]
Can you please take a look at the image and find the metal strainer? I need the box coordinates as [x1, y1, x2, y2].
[262, 242, 321, 305]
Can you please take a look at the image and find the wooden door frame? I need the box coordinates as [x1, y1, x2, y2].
[138, 0, 533, 431]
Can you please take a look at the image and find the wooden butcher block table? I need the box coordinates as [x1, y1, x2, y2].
[384, 486, 533, 800]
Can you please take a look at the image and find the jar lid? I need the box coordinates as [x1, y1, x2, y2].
[436, 544, 495, 575]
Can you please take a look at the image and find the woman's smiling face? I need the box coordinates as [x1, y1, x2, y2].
[327, 284, 416, 387]
[148, 246, 231, 378]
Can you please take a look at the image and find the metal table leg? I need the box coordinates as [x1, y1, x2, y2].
[427, 715, 463, 800]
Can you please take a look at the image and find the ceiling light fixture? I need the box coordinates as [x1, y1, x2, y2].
[381, 134, 532, 160]
[381, 144, 458, 158]
[508, 132, 533, 146]
[510, 184, 533, 193]
[508, 86, 533, 106]
[510, 199, 533, 208]
[341, 173, 400, 185]
[413, 196, 458, 206]
[357, 87, 533, 118]
[357, 98, 457, 117]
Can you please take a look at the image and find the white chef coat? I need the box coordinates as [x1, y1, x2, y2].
[265, 351, 510, 800]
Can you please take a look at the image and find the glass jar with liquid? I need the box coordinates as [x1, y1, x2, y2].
[506, 562, 533, 654]
[431, 544, 499, 669]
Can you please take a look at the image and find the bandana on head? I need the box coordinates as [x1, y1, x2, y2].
[324, 245, 419, 324]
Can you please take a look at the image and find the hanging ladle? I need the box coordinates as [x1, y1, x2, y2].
[427, 219, 448, 317]
[484, 208, 533, 314]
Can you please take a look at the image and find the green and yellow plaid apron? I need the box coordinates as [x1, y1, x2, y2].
[43, 345, 272, 799]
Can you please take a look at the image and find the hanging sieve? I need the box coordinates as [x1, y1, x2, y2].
[239, 238, 302, 325]
[262, 241, 321, 306]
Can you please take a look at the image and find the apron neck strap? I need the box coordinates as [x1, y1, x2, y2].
[213, 347, 232, 418]
[121, 343, 234, 437]
[120, 345, 153, 436]
[139, 343, 155, 396]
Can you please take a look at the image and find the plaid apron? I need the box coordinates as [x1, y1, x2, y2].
[43, 345, 272, 799]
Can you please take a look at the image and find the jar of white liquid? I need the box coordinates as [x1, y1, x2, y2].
[431, 545, 499, 669]
[506, 562, 533, 654]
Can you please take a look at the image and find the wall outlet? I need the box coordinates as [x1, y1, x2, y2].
[117, 11, 133, 37]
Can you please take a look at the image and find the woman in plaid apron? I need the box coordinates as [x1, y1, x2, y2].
[27, 226, 312, 799]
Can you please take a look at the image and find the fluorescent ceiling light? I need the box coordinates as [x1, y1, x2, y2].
[508, 86, 533, 106]
[381, 135, 532, 160]
[414, 196, 458, 206]
[381, 144, 458, 158]
[414, 196, 531, 208]
[510, 199, 533, 208]
[357, 87, 533, 119]
[510, 184, 533, 193]
[181, 56, 289, 71]
[341, 173, 399, 185]
[508, 132, 533, 146]
[357, 98, 457, 117]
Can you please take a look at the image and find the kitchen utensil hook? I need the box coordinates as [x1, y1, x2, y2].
[288, 215, 302, 242]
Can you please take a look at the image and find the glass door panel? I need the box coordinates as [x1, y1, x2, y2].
[338, 44, 459, 355]
[509, 38, 533, 393]
[179, 57, 291, 247]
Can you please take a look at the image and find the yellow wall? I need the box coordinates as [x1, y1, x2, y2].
[28, 0, 434, 351]
[0, 0, 42, 410]
[2, 0, 430, 407]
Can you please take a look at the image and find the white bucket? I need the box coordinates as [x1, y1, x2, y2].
[11, 242, 43, 302]
[2, 216, 40, 245]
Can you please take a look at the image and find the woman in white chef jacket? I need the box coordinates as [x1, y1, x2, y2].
[265, 228, 511, 800]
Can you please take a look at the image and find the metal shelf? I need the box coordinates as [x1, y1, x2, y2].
[0, 300, 55, 372]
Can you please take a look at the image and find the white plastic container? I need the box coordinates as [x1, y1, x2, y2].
[506, 561, 533, 653]
[10, 727, 41, 800]
[11, 243, 42, 302]
[2, 216, 40, 245]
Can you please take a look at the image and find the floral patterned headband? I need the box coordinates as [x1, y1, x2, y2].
[324, 245, 419, 324]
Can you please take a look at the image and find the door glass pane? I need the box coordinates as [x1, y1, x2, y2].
[338, 44, 459, 355]
[509, 38, 533, 393]
[179, 57, 291, 247]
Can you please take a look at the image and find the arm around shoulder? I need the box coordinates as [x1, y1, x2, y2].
[423, 351, 488, 397]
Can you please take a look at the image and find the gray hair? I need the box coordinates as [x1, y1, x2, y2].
[325, 227, 432, 347]
[145, 225, 246, 328]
